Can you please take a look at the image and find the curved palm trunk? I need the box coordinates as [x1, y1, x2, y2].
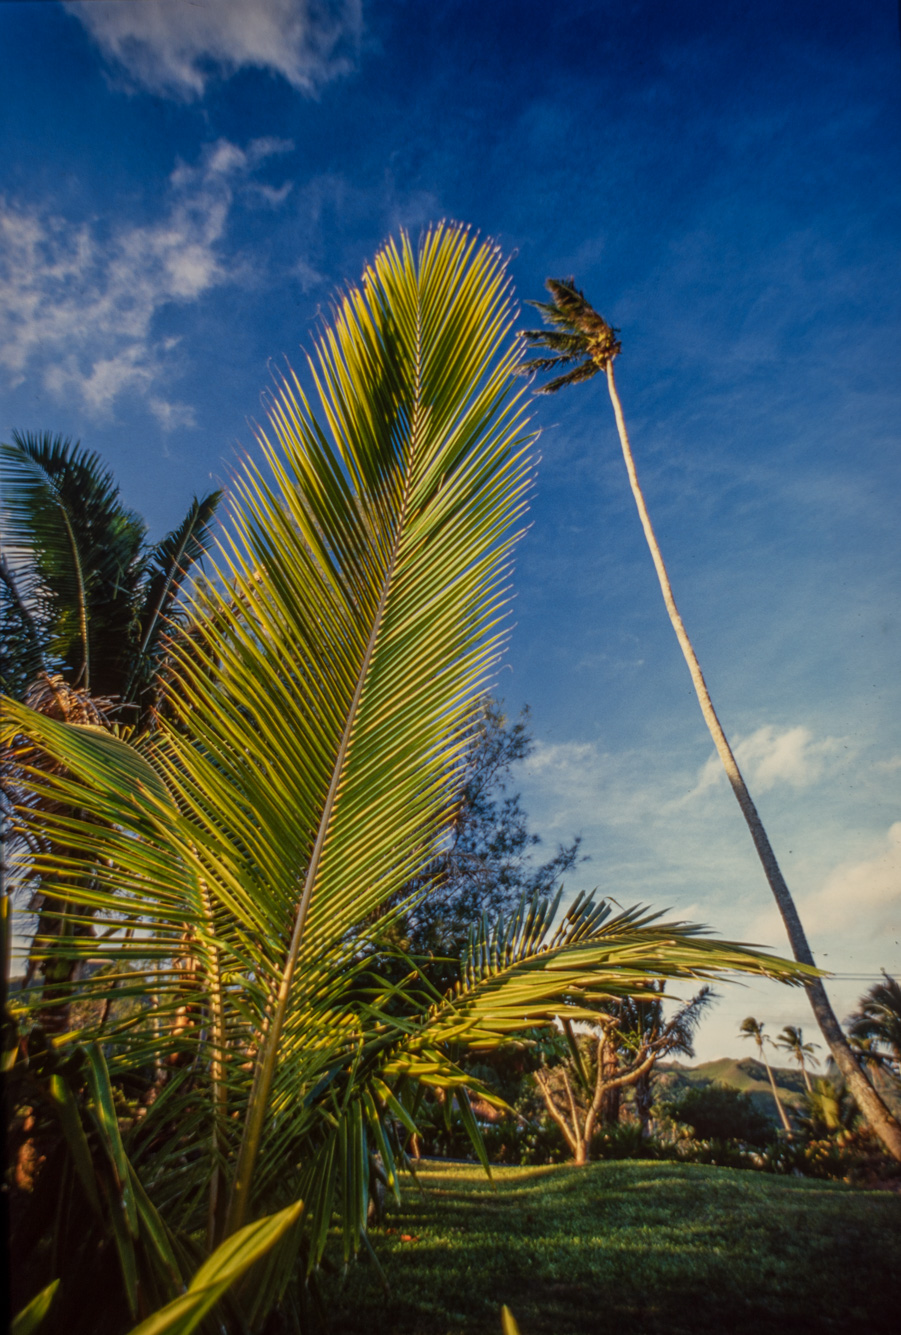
[757, 1040, 793, 1135]
[603, 361, 901, 1161]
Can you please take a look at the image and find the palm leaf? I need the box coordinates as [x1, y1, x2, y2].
[383, 890, 816, 1060]
[126, 491, 222, 707]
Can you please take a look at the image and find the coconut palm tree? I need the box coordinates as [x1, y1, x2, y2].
[0, 430, 221, 725]
[1, 433, 221, 1026]
[848, 972, 901, 1081]
[777, 1023, 820, 1093]
[740, 1016, 793, 1133]
[3, 226, 814, 1334]
[518, 277, 901, 1161]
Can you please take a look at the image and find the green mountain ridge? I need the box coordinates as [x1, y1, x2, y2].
[653, 1057, 808, 1124]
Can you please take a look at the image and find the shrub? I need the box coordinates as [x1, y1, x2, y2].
[664, 1082, 773, 1147]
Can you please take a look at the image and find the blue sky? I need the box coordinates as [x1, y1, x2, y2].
[2, 0, 899, 1060]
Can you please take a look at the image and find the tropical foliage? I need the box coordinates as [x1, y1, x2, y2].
[848, 972, 901, 1081]
[5, 226, 813, 1333]
[516, 277, 901, 1161]
[392, 697, 582, 979]
[664, 1083, 773, 1148]
[0, 430, 220, 721]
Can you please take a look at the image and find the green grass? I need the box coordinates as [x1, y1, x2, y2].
[326, 1161, 901, 1335]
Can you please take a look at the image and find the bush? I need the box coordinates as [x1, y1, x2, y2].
[664, 1083, 773, 1148]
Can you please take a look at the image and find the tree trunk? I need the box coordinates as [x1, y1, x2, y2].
[604, 361, 901, 1162]
[634, 1070, 653, 1137]
[759, 1045, 793, 1135]
[598, 1034, 621, 1127]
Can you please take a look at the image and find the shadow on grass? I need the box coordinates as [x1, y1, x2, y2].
[324, 1161, 901, 1335]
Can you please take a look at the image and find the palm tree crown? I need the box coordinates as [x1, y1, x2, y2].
[519, 277, 621, 392]
[848, 972, 901, 1079]
[777, 1024, 820, 1093]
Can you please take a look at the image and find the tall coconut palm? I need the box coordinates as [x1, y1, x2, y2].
[777, 1023, 820, 1093]
[518, 277, 901, 1161]
[740, 1016, 792, 1133]
[3, 226, 814, 1334]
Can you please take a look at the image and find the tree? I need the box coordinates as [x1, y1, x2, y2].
[532, 981, 713, 1163]
[3, 225, 814, 1333]
[518, 277, 901, 1161]
[798, 1075, 859, 1144]
[1, 433, 220, 1028]
[847, 972, 901, 1082]
[740, 1016, 792, 1133]
[392, 697, 582, 987]
[665, 1083, 772, 1148]
[777, 1024, 820, 1094]
[0, 430, 220, 724]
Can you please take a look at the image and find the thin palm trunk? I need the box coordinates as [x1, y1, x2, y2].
[756, 1038, 793, 1134]
[604, 360, 901, 1161]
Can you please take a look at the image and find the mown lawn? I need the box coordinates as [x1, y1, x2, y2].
[325, 1160, 901, 1335]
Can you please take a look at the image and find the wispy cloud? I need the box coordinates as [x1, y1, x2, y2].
[0, 139, 292, 427]
[751, 822, 901, 944]
[66, 0, 362, 100]
[687, 724, 847, 800]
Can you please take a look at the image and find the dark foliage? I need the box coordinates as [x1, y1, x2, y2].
[665, 1082, 774, 1148]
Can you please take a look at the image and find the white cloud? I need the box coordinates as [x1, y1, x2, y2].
[0, 138, 291, 426]
[802, 822, 901, 939]
[66, 0, 362, 100]
[688, 724, 845, 799]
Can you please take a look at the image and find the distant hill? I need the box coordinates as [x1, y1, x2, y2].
[653, 1057, 807, 1125]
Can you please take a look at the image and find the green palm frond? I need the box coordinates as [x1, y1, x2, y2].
[126, 490, 222, 708]
[387, 890, 815, 1058]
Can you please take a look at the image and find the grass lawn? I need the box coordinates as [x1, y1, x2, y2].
[325, 1160, 901, 1335]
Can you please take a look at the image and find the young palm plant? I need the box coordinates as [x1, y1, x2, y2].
[4, 228, 814, 1334]
[518, 277, 901, 1161]
[0, 430, 221, 721]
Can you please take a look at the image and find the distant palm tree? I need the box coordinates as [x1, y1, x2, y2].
[518, 277, 901, 1162]
[777, 1024, 820, 1093]
[740, 1016, 792, 1133]
[848, 972, 901, 1081]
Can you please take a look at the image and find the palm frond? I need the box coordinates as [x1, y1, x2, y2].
[125, 490, 222, 709]
[385, 890, 816, 1058]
